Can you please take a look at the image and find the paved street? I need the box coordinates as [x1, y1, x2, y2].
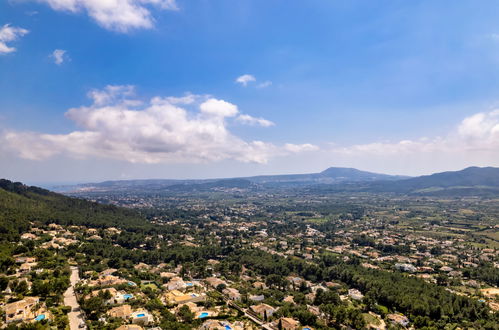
[63, 266, 85, 330]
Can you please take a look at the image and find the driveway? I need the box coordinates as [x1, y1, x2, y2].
[63, 266, 85, 330]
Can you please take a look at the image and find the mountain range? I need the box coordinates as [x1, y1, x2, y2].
[52, 166, 499, 196]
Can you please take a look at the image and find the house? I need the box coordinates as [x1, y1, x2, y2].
[107, 305, 132, 319]
[163, 290, 205, 305]
[205, 277, 227, 288]
[134, 263, 150, 271]
[395, 263, 417, 273]
[174, 302, 199, 314]
[222, 287, 241, 301]
[4, 297, 41, 324]
[100, 268, 118, 276]
[387, 314, 409, 327]
[199, 320, 243, 330]
[116, 325, 143, 330]
[253, 281, 266, 289]
[131, 310, 154, 325]
[18, 262, 37, 275]
[114, 292, 134, 304]
[249, 294, 265, 302]
[88, 275, 127, 287]
[87, 288, 118, 305]
[160, 272, 177, 278]
[165, 277, 186, 291]
[277, 317, 300, 330]
[348, 289, 364, 301]
[20, 233, 38, 240]
[250, 303, 276, 319]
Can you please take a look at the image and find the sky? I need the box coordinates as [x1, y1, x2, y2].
[2, 0, 499, 183]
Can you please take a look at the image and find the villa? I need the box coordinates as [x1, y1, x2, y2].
[131, 309, 154, 325]
[116, 325, 143, 330]
[107, 304, 132, 319]
[163, 290, 206, 305]
[277, 317, 300, 330]
[165, 276, 187, 291]
[222, 287, 241, 301]
[250, 303, 276, 319]
[205, 277, 227, 288]
[4, 297, 46, 324]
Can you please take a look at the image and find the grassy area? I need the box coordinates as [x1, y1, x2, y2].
[140, 283, 159, 291]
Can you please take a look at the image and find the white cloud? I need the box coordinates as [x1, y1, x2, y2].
[29, 0, 178, 32]
[88, 85, 136, 106]
[333, 110, 499, 156]
[199, 99, 239, 118]
[3, 86, 314, 165]
[51, 49, 67, 65]
[284, 143, 319, 153]
[236, 74, 272, 88]
[0, 24, 29, 54]
[235, 74, 256, 87]
[257, 81, 272, 88]
[236, 114, 274, 127]
[161, 92, 207, 105]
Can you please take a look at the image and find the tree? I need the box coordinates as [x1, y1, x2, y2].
[178, 305, 194, 323]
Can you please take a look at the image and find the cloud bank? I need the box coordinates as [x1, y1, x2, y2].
[332, 110, 499, 158]
[0, 24, 29, 54]
[29, 0, 178, 32]
[3, 85, 317, 164]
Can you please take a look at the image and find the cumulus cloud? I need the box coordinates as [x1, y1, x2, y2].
[332, 110, 499, 156]
[0, 24, 29, 54]
[199, 99, 239, 117]
[235, 74, 256, 86]
[28, 0, 178, 32]
[236, 114, 274, 127]
[3, 86, 314, 164]
[51, 49, 67, 65]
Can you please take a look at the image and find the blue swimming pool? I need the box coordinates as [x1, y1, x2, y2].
[186, 282, 193, 286]
[303, 328, 312, 330]
[123, 293, 133, 300]
[225, 326, 232, 330]
[35, 314, 45, 321]
[198, 312, 209, 318]
[136, 313, 146, 318]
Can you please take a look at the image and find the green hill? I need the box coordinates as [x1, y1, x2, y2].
[369, 167, 499, 195]
[0, 179, 152, 241]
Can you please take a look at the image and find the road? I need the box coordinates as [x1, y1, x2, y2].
[63, 266, 85, 330]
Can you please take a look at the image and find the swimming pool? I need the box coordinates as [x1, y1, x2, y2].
[136, 313, 146, 318]
[198, 312, 209, 318]
[224, 326, 232, 330]
[123, 293, 133, 300]
[35, 314, 45, 321]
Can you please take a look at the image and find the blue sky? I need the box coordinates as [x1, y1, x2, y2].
[2, 0, 499, 183]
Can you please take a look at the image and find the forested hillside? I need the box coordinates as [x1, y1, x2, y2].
[0, 179, 160, 241]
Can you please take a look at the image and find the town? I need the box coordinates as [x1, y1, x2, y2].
[1, 181, 498, 329]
